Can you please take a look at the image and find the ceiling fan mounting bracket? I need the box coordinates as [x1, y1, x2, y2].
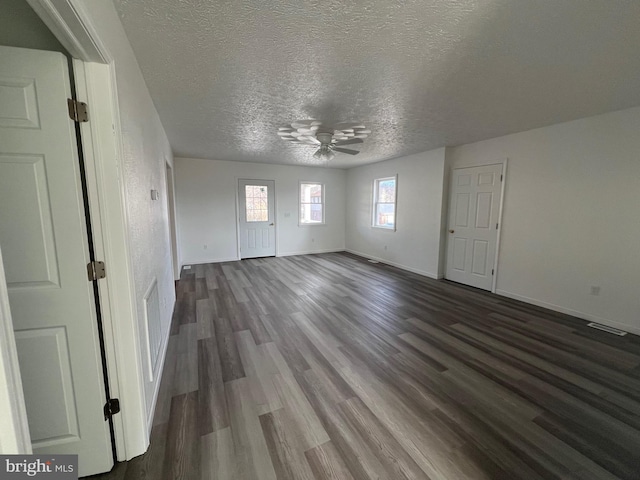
[315, 132, 333, 145]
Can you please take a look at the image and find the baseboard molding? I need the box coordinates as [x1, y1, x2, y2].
[180, 256, 239, 267]
[145, 304, 173, 434]
[495, 289, 640, 336]
[277, 248, 345, 257]
[345, 249, 440, 280]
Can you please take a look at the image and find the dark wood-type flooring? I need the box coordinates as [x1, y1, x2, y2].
[92, 252, 640, 479]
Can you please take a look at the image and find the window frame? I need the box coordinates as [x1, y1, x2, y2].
[299, 181, 326, 226]
[372, 175, 398, 231]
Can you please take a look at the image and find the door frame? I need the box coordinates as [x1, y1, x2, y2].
[235, 178, 278, 259]
[0, 0, 151, 461]
[445, 159, 508, 293]
[165, 162, 180, 280]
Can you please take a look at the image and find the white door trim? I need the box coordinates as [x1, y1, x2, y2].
[0, 246, 32, 454]
[491, 159, 508, 293]
[445, 159, 507, 293]
[11, 0, 150, 461]
[25, 0, 109, 63]
[72, 60, 148, 460]
[165, 162, 180, 280]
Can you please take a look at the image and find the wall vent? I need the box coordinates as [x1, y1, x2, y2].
[587, 322, 627, 336]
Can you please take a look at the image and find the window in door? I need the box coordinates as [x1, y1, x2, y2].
[244, 185, 269, 222]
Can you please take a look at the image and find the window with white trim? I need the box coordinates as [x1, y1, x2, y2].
[299, 182, 325, 225]
[373, 175, 397, 229]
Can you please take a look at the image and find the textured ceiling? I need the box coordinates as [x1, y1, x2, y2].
[113, 0, 640, 168]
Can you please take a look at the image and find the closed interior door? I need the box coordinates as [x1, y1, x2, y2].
[446, 163, 504, 290]
[238, 179, 276, 258]
[0, 46, 113, 475]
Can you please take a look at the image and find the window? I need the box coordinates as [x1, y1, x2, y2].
[373, 175, 397, 229]
[244, 185, 269, 222]
[300, 182, 325, 225]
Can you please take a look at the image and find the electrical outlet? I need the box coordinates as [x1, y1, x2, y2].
[590, 286, 601, 296]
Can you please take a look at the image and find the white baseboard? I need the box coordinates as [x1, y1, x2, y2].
[345, 249, 440, 280]
[495, 289, 640, 336]
[277, 248, 345, 257]
[180, 256, 239, 268]
[145, 304, 173, 434]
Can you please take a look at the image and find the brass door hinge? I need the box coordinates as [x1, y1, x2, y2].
[68, 98, 89, 122]
[87, 261, 106, 281]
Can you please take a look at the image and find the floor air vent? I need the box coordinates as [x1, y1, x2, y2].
[587, 322, 627, 336]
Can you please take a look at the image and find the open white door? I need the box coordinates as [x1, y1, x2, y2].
[0, 46, 113, 475]
[445, 163, 504, 291]
[238, 179, 276, 259]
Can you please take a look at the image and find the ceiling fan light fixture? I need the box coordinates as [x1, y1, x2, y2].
[279, 119, 369, 162]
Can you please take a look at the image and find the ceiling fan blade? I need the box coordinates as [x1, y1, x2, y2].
[334, 138, 364, 146]
[313, 149, 322, 158]
[333, 147, 360, 155]
[354, 129, 371, 134]
[307, 136, 321, 144]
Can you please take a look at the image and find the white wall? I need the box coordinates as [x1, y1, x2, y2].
[81, 0, 176, 449]
[345, 148, 447, 279]
[449, 106, 640, 334]
[0, 0, 67, 55]
[175, 158, 346, 264]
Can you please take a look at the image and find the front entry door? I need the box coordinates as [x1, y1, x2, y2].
[445, 163, 504, 291]
[238, 179, 276, 258]
[0, 46, 113, 475]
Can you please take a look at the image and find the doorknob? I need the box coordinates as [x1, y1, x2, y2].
[269, 223, 274, 226]
[449, 229, 455, 234]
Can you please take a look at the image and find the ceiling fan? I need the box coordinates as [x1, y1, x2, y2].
[278, 120, 371, 161]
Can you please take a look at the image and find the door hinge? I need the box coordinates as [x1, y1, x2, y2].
[500, 174, 503, 181]
[492, 269, 495, 275]
[68, 98, 89, 123]
[104, 398, 120, 420]
[87, 261, 106, 281]
[496, 223, 499, 229]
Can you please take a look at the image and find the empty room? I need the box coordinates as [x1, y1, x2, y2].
[1, 0, 639, 479]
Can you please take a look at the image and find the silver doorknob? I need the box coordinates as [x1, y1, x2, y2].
[449, 229, 455, 233]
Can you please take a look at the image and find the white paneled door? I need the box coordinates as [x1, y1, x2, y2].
[238, 179, 276, 258]
[446, 163, 504, 290]
[0, 47, 113, 475]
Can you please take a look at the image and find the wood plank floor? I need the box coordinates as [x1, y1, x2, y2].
[91, 252, 640, 480]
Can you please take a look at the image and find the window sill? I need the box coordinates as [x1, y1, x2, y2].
[372, 225, 396, 231]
